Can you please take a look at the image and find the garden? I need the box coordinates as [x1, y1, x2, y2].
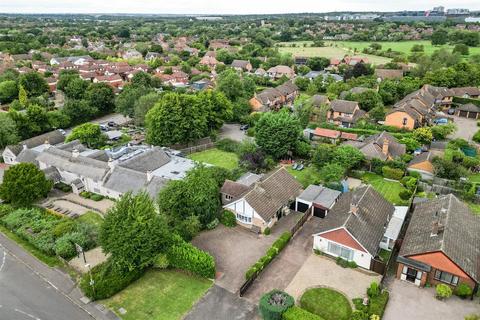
[361, 172, 410, 206]
[300, 288, 352, 320]
[188, 148, 239, 170]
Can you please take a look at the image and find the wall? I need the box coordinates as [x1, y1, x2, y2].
[385, 111, 415, 130]
[313, 235, 372, 269]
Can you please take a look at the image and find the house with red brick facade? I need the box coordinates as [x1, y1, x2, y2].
[396, 194, 479, 294]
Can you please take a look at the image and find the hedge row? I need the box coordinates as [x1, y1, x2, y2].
[381, 166, 404, 180]
[166, 238, 216, 279]
[317, 122, 413, 140]
[245, 231, 292, 280]
[283, 306, 324, 320]
[259, 290, 294, 320]
[0, 206, 98, 259]
[79, 259, 145, 300]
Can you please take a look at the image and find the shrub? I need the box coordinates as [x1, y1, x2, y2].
[0, 204, 13, 218]
[53, 219, 76, 237]
[80, 191, 91, 199]
[90, 193, 104, 201]
[215, 138, 240, 153]
[368, 291, 389, 318]
[473, 131, 480, 144]
[350, 310, 369, 320]
[282, 306, 323, 320]
[79, 260, 145, 300]
[435, 283, 453, 300]
[336, 257, 356, 268]
[381, 166, 404, 180]
[370, 315, 380, 320]
[206, 218, 219, 230]
[264, 227, 271, 235]
[153, 253, 170, 269]
[259, 290, 294, 320]
[166, 239, 215, 278]
[399, 190, 412, 200]
[220, 210, 236, 227]
[54, 236, 76, 258]
[54, 182, 72, 193]
[367, 282, 380, 298]
[455, 283, 473, 299]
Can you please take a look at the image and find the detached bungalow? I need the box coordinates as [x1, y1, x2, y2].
[397, 194, 480, 292]
[313, 186, 403, 271]
[222, 167, 302, 233]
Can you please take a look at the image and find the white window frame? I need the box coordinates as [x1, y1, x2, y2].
[327, 241, 354, 261]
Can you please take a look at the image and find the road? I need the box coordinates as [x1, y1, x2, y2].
[0, 245, 92, 320]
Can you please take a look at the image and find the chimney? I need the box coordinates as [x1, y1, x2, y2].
[382, 139, 389, 156]
[44, 139, 51, 149]
[431, 220, 444, 237]
[72, 149, 80, 158]
[349, 201, 358, 216]
[22, 144, 28, 151]
[146, 170, 153, 182]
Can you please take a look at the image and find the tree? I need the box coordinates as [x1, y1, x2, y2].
[306, 57, 330, 71]
[133, 92, 162, 125]
[64, 78, 88, 99]
[131, 72, 152, 88]
[18, 84, 28, 106]
[85, 83, 115, 115]
[453, 44, 469, 56]
[100, 192, 170, 271]
[116, 84, 152, 117]
[431, 29, 448, 45]
[320, 163, 345, 183]
[62, 99, 98, 124]
[18, 72, 49, 97]
[350, 90, 383, 112]
[25, 104, 50, 135]
[333, 145, 365, 169]
[312, 144, 336, 168]
[66, 123, 107, 148]
[413, 127, 433, 145]
[157, 166, 221, 240]
[217, 69, 255, 102]
[0, 163, 53, 206]
[0, 113, 19, 148]
[197, 90, 233, 131]
[294, 77, 310, 91]
[0, 80, 18, 103]
[146, 92, 207, 146]
[47, 110, 71, 129]
[255, 110, 302, 159]
[411, 44, 424, 52]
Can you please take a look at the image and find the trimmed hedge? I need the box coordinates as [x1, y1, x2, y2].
[220, 210, 236, 227]
[455, 283, 473, 299]
[245, 231, 292, 280]
[79, 260, 145, 300]
[381, 166, 404, 180]
[369, 291, 389, 318]
[166, 239, 215, 279]
[259, 290, 294, 320]
[215, 138, 240, 154]
[336, 257, 357, 268]
[283, 306, 324, 320]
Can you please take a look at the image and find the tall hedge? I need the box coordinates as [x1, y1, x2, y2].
[283, 306, 324, 320]
[259, 290, 294, 320]
[166, 239, 215, 279]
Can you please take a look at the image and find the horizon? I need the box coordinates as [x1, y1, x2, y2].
[1, 0, 480, 15]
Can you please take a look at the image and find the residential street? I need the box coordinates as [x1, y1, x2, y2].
[0, 244, 91, 320]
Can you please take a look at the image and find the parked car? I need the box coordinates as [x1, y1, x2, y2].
[108, 121, 117, 127]
[447, 108, 455, 115]
[240, 124, 249, 131]
[58, 129, 66, 136]
[433, 118, 448, 125]
[100, 124, 108, 131]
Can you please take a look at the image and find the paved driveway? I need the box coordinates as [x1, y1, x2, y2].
[450, 116, 478, 141]
[384, 280, 480, 320]
[285, 254, 382, 302]
[219, 123, 251, 142]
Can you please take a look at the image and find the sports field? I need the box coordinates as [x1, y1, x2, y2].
[278, 40, 480, 64]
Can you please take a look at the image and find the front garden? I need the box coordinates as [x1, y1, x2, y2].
[300, 288, 352, 320]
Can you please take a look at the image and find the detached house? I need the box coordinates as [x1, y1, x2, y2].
[249, 81, 299, 112]
[231, 60, 253, 72]
[397, 195, 480, 292]
[222, 167, 302, 233]
[266, 65, 295, 79]
[327, 100, 366, 128]
[313, 186, 405, 271]
[407, 152, 434, 180]
[345, 131, 406, 161]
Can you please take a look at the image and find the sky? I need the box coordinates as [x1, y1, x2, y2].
[1, 0, 479, 15]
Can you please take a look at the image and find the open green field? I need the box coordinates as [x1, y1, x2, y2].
[278, 40, 480, 64]
[103, 269, 212, 320]
[361, 172, 409, 206]
[188, 148, 239, 170]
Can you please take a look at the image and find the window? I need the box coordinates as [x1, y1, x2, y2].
[327, 242, 354, 261]
[434, 270, 459, 286]
[236, 213, 251, 224]
[225, 194, 233, 200]
[381, 236, 388, 244]
[402, 117, 408, 125]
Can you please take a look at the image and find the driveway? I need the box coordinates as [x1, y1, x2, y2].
[219, 123, 251, 142]
[285, 254, 382, 302]
[65, 113, 131, 135]
[184, 285, 257, 320]
[192, 213, 301, 293]
[243, 216, 323, 303]
[384, 280, 480, 320]
[450, 116, 478, 141]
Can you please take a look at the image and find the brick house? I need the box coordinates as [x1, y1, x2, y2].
[396, 195, 479, 293]
[327, 100, 366, 128]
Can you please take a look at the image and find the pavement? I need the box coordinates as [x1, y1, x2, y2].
[383, 279, 480, 320]
[0, 232, 119, 320]
[449, 116, 478, 142]
[184, 285, 258, 320]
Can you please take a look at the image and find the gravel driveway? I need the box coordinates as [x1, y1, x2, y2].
[449, 116, 478, 142]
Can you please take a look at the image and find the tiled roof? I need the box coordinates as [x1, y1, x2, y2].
[330, 99, 359, 113]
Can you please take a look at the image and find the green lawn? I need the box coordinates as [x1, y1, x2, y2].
[300, 288, 352, 320]
[77, 211, 104, 228]
[103, 269, 212, 320]
[361, 173, 409, 205]
[188, 148, 239, 170]
[469, 173, 480, 184]
[378, 248, 392, 263]
[286, 164, 323, 188]
[467, 202, 480, 216]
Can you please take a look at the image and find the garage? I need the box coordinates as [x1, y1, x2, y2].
[468, 112, 478, 119]
[457, 103, 480, 119]
[458, 110, 468, 117]
[313, 205, 326, 218]
[296, 201, 309, 213]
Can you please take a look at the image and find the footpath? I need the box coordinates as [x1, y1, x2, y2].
[0, 232, 119, 320]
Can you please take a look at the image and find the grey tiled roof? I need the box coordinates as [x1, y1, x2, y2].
[408, 151, 433, 167]
[330, 99, 359, 113]
[346, 131, 406, 161]
[242, 167, 302, 222]
[314, 185, 395, 255]
[221, 180, 251, 198]
[458, 103, 480, 113]
[399, 194, 480, 282]
[119, 148, 171, 173]
[298, 185, 341, 209]
[16, 149, 40, 164]
[7, 130, 65, 156]
[103, 166, 168, 198]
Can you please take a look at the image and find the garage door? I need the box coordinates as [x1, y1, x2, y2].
[459, 110, 468, 117]
[313, 207, 326, 218]
[296, 201, 309, 213]
[468, 112, 478, 119]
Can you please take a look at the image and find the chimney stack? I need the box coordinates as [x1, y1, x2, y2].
[382, 139, 389, 156]
[72, 149, 80, 158]
[44, 139, 51, 149]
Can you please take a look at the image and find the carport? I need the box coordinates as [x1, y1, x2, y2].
[456, 103, 480, 120]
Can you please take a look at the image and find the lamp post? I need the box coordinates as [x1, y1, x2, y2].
[85, 263, 95, 298]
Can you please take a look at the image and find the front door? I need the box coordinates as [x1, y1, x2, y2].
[401, 266, 422, 286]
[405, 267, 417, 282]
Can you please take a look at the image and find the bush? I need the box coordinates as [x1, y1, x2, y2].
[215, 138, 240, 154]
[53, 219, 76, 237]
[220, 210, 236, 227]
[264, 227, 271, 235]
[80, 191, 91, 199]
[367, 282, 380, 298]
[206, 218, 219, 230]
[381, 166, 404, 180]
[259, 290, 294, 320]
[455, 283, 473, 299]
[153, 253, 170, 269]
[54, 182, 72, 193]
[336, 257, 357, 268]
[435, 284, 453, 300]
[282, 306, 323, 320]
[0, 204, 14, 218]
[350, 310, 369, 320]
[90, 193, 104, 201]
[368, 291, 389, 318]
[54, 236, 76, 258]
[399, 190, 412, 201]
[166, 238, 215, 278]
[79, 260, 145, 300]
